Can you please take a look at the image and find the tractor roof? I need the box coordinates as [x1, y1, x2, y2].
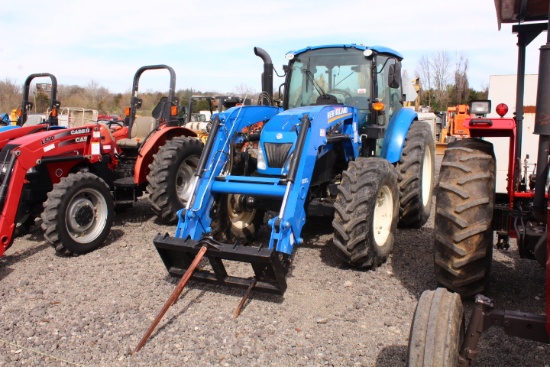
[495, 0, 549, 29]
[286, 44, 403, 60]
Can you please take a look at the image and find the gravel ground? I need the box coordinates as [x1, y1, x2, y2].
[0, 156, 549, 367]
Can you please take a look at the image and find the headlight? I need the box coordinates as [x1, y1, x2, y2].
[257, 146, 266, 170]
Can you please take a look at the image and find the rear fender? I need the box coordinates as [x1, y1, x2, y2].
[380, 108, 417, 163]
[134, 126, 197, 184]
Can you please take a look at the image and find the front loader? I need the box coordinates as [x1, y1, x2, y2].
[0, 65, 202, 257]
[151, 44, 435, 297]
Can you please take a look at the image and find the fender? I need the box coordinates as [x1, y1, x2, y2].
[134, 126, 198, 184]
[380, 108, 418, 163]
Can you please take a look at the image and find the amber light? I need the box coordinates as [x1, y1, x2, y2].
[372, 101, 385, 111]
[496, 103, 508, 117]
[16, 108, 22, 117]
[124, 107, 131, 117]
[170, 105, 178, 116]
[51, 108, 58, 117]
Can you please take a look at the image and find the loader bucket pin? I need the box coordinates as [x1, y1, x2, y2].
[234, 277, 257, 318]
[134, 245, 208, 353]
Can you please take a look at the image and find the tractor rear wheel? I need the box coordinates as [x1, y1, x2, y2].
[211, 194, 264, 243]
[434, 138, 495, 298]
[147, 136, 203, 224]
[396, 120, 435, 228]
[41, 172, 114, 255]
[332, 157, 399, 269]
[407, 288, 464, 367]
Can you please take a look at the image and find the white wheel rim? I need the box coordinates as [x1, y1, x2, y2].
[227, 194, 256, 229]
[421, 148, 433, 207]
[66, 188, 108, 243]
[176, 156, 199, 203]
[373, 185, 393, 247]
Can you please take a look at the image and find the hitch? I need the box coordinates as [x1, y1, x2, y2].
[153, 233, 289, 294]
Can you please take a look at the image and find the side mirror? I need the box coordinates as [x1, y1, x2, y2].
[388, 63, 401, 89]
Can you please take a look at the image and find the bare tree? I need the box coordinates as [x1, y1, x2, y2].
[416, 55, 432, 107]
[80, 80, 111, 111]
[0, 78, 21, 112]
[453, 52, 469, 104]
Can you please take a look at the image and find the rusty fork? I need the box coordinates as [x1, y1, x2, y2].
[134, 245, 208, 353]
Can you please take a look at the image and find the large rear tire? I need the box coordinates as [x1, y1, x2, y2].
[396, 120, 435, 228]
[147, 136, 203, 224]
[434, 138, 495, 298]
[41, 172, 114, 255]
[407, 288, 464, 367]
[332, 157, 399, 269]
[211, 194, 264, 243]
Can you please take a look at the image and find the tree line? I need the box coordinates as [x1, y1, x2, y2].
[0, 52, 488, 117]
[0, 79, 249, 118]
[414, 51, 488, 112]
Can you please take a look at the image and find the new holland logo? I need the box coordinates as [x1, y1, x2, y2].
[327, 107, 351, 122]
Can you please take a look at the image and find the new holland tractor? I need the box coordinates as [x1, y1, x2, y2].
[152, 44, 435, 295]
[407, 1, 550, 366]
[0, 64, 202, 257]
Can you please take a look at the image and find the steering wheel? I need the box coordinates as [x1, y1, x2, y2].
[327, 89, 353, 100]
[107, 120, 124, 129]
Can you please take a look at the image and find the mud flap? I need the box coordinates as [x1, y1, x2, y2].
[153, 233, 288, 294]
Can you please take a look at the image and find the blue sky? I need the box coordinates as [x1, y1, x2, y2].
[1, 0, 546, 95]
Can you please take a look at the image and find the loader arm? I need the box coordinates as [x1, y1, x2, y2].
[0, 124, 116, 255]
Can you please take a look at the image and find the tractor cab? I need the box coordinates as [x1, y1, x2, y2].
[282, 45, 404, 155]
[284, 46, 403, 125]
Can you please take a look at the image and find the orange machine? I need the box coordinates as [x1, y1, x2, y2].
[436, 104, 471, 154]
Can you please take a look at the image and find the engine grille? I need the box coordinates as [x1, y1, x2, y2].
[264, 143, 292, 168]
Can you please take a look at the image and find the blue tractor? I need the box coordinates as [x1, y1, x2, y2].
[153, 44, 435, 294]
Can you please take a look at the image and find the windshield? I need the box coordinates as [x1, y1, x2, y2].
[286, 48, 372, 110]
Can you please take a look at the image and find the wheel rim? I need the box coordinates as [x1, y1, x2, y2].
[226, 194, 256, 230]
[421, 148, 433, 207]
[66, 188, 108, 243]
[176, 156, 199, 204]
[373, 185, 393, 247]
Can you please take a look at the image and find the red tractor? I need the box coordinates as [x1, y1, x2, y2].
[0, 73, 62, 148]
[407, 1, 550, 365]
[0, 64, 202, 257]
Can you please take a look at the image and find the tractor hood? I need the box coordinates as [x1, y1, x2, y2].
[258, 105, 357, 175]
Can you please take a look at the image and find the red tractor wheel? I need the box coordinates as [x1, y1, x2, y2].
[41, 172, 114, 255]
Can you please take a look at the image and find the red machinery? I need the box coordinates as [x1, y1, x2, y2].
[0, 65, 202, 257]
[408, 1, 550, 365]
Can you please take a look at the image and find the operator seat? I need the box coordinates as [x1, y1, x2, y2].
[117, 116, 156, 149]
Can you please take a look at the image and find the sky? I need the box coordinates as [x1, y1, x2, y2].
[0, 0, 547, 96]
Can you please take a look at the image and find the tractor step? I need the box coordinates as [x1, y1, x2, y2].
[153, 233, 288, 294]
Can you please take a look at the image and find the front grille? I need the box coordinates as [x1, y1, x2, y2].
[264, 143, 292, 168]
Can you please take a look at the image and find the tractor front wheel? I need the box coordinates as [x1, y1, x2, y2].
[332, 157, 399, 269]
[396, 120, 435, 228]
[147, 136, 203, 224]
[407, 288, 464, 367]
[41, 172, 114, 255]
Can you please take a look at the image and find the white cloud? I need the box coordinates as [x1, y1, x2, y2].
[0, 0, 545, 94]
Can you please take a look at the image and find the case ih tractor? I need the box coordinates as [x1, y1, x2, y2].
[0, 73, 62, 145]
[0, 64, 202, 257]
[407, 1, 550, 366]
[147, 44, 435, 301]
